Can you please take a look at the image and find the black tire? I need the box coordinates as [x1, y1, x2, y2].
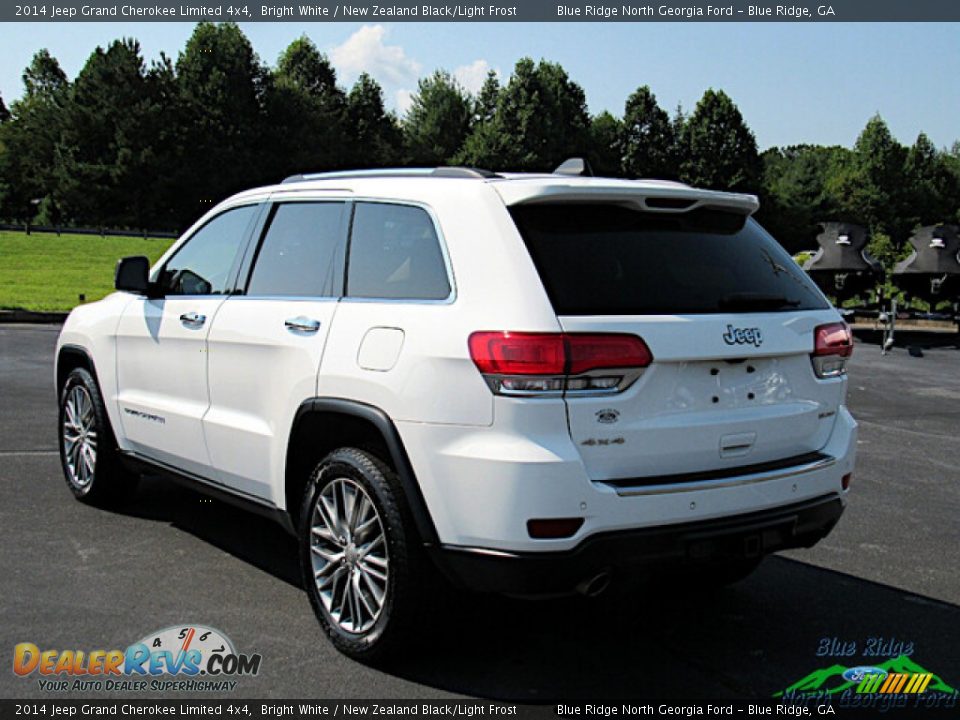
[299, 447, 430, 662]
[58, 367, 139, 504]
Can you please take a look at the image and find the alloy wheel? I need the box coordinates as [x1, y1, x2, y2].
[310, 477, 389, 634]
[62, 385, 97, 489]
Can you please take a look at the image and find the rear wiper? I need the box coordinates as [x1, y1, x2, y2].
[718, 293, 801, 311]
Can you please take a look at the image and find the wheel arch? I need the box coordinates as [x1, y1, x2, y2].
[56, 344, 97, 395]
[285, 398, 439, 546]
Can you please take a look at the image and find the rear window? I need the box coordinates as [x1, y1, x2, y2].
[510, 204, 829, 315]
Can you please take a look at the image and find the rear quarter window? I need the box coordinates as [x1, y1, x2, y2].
[346, 202, 451, 301]
[509, 203, 829, 315]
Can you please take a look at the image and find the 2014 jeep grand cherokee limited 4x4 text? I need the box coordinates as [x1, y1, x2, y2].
[55, 163, 857, 660]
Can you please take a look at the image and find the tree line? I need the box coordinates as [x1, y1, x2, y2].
[0, 22, 958, 255]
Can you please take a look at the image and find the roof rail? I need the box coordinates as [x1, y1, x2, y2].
[431, 166, 500, 179]
[281, 166, 500, 184]
[553, 157, 594, 177]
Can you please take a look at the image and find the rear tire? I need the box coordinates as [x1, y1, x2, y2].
[299, 447, 430, 662]
[58, 367, 139, 504]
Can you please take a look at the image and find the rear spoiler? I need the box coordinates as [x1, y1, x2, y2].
[493, 182, 760, 216]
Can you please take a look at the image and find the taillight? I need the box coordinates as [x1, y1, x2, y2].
[468, 331, 652, 396]
[812, 322, 853, 378]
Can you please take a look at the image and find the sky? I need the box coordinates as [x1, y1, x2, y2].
[1, 21, 958, 151]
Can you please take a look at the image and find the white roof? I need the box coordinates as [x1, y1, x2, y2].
[229, 170, 760, 216]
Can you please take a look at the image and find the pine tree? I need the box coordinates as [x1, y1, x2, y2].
[457, 58, 590, 171]
[346, 73, 402, 167]
[403, 70, 472, 165]
[679, 89, 762, 192]
[620, 86, 676, 180]
[267, 36, 348, 176]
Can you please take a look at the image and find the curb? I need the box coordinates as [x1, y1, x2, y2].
[0, 310, 68, 324]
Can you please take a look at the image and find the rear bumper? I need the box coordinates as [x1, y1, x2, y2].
[432, 492, 844, 596]
[398, 405, 857, 552]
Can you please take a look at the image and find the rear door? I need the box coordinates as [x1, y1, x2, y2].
[510, 202, 844, 481]
[204, 200, 347, 501]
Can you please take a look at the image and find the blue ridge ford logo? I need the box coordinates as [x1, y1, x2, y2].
[722, 324, 763, 347]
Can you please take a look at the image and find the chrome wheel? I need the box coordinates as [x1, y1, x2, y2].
[310, 477, 389, 634]
[62, 385, 97, 489]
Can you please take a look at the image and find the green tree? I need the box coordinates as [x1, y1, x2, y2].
[53, 39, 164, 228]
[0, 95, 9, 123]
[140, 53, 186, 230]
[457, 58, 590, 171]
[589, 111, 622, 177]
[174, 22, 267, 225]
[758, 144, 851, 252]
[403, 70, 472, 165]
[345, 73, 402, 167]
[903, 132, 958, 227]
[22, 49, 68, 97]
[474, 70, 500, 125]
[824, 115, 907, 237]
[0, 50, 68, 223]
[620, 86, 676, 179]
[948, 143, 960, 223]
[679, 89, 761, 192]
[267, 36, 348, 176]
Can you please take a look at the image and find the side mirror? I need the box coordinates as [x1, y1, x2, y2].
[115, 256, 151, 295]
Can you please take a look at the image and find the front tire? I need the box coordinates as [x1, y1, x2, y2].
[58, 367, 138, 504]
[299, 447, 427, 662]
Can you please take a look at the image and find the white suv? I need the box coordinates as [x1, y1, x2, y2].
[55, 163, 857, 660]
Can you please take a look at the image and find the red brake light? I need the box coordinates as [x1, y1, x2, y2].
[566, 334, 653, 374]
[814, 323, 853, 357]
[468, 331, 653, 396]
[467, 332, 566, 375]
[812, 322, 853, 378]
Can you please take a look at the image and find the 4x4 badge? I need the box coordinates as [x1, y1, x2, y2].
[722, 324, 763, 347]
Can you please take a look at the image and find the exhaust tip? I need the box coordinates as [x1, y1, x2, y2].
[576, 571, 612, 597]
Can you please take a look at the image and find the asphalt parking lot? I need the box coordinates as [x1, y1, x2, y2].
[1, 323, 958, 700]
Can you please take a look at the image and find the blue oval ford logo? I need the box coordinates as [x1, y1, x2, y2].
[595, 409, 620, 425]
[842, 666, 888, 683]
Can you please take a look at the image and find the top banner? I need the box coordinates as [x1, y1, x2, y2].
[4, 0, 960, 23]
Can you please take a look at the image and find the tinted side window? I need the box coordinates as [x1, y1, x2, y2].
[247, 202, 345, 297]
[347, 203, 451, 300]
[160, 205, 257, 296]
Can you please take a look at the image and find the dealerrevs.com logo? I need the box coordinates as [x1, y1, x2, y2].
[13, 625, 262, 692]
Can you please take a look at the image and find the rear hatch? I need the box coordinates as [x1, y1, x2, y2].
[508, 199, 844, 482]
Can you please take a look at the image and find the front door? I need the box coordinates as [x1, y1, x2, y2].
[115, 203, 260, 477]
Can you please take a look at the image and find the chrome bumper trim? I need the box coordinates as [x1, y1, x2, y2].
[599, 455, 838, 497]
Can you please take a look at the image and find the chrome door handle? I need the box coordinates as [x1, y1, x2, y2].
[285, 316, 321, 333]
[180, 312, 206, 328]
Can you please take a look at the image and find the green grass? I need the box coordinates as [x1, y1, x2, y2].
[0, 230, 174, 312]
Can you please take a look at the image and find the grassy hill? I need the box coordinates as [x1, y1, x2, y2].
[0, 230, 173, 312]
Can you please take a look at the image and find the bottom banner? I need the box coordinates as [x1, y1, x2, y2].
[1, 699, 959, 720]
